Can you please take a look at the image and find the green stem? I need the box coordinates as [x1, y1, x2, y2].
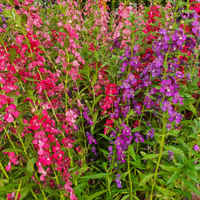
[150, 118, 166, 200]
[15, 181, 22, 200]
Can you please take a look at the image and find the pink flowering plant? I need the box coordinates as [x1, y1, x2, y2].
[1, 0, 200, 199]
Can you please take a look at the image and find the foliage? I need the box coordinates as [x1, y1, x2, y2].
[0, 0, 200, 200]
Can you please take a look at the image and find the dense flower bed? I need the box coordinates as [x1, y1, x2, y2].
[1, 0, 200, 199]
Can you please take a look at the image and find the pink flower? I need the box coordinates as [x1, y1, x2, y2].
[4, 104, 19, 123]
[29, 116, 43, 131]
[7, 192, 21, 200]
[5, 162, 11, 171]
[39, 149, 52, 166]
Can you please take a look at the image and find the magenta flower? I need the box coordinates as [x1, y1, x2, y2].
[4, 104, 19, 123]
[193, 144, 199, 152]
[160, 79, 175, 96]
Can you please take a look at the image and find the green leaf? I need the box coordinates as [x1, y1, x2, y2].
[155, 186, 176, 196]
[180, 177, 200, 195]
[74, 182, 87, 194]
[66, 64, 73, 72]
[20, 184, 35, 200]
[189, 102, 197, 116]
[174, 189, 191, 198]
[64, 38, 69, 48]
[139, 174, 154, 186]
[142, 154, 159, 160]
[21, 14, 27, 24]
[9, 48, 16, 63]
[25, 37, 31, 49]
[27, 158, 37, 173]
[160, 165, 180, 172]
[3, 148, 23, 153]
[94, 94, 104, 106]
[99, 149, 109, 155]
[25, 78, 40, 82]
[87, 189, 108, 200]
[92, 73, 98, 85]
[25, 132, 33, 149]
[79, 173, 109, 180]
[121, 195, 130, 200]
[0, 36, 5, 46]
[128, 145, 136, 161]
[167, 171, 179, 184]
[76, 165, 89, 174]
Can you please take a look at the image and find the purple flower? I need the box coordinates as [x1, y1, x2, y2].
[147, 129, 154, 139]
[127, 73, 137, 85]
[185, 37, 196, 48]
[144, 96, 154, 109]
[160, 79, 175, 96]
[134, 132, 145, 143]
[172, 28, 187, 45]
[92, 147, 97, 156]
[121, 124, 131, 136]
[121, 80, 131, 89]
[193, 144, 199, 152]
[134, 105, 142, 115]
[168, 150, 174, 160]
[181, 12, 189, 19]
[160, 28, 167, 36]
[161, 101, 172, 112]
[116, 174, 122, 188]
[176, 71, 183, 79]
[129, 56, 140, 68]
[172, 92, 183, 105]
[166, 122, 172, 130]
[168, 110, 182, 124]
[192, 21, 200, 36]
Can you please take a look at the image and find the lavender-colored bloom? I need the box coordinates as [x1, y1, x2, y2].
[181, 12, 189, 19]
[92, 147, 97, 156]
[176, 71, 184, 79]
[160, 79, 175, 96]
[127, 73, 137, 85]
[168, 110, 182, 124]
[187, 73, 191, 82]
[129, 56, 140, 68]
[3, 23, 7, 29]
[121, 80, 131, 89]
[161, 100, 173, 112]
[134, 105, 142, 115]
[87, 134, 97, 145]
[147, 129, 154, 139]
[166, 122, 172, 130]
[172, 92, 183, 105]
[134, 132, 145, 143]
[192, 21, 200, 36]
[185, 37, 196, 48]
[144, 96, 154, 109]
[168, 150, 174, 160]
[142, 75, 152, 87]
[160, 28, 167, 36]
[193, 144, 199, 152]
[121, 124, 131, 136]
[168, 58, 179, 70]
[172, 28, 187, 45]
[121, 105, 130, 117]
[116, 174, 122, 188]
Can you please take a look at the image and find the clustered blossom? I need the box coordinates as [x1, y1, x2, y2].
[111, 124, 133, 163]
[115, 174, 122, 188]
[86, 132, 97, 156]
[4, 152, 19, 171]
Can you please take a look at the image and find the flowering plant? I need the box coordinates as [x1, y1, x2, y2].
[1, 0, 200, 199]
